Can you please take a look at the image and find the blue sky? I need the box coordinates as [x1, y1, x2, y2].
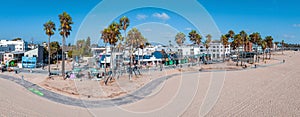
[0, 0, 299, 45]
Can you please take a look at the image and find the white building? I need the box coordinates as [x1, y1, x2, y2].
[3, 51, 24, 64]
[0, 40, 27, 52]
[177, 42, 231, 60]
[205, 42, 231, 60]
[0, 44, 15, 52]
[24, 45, 44, 63]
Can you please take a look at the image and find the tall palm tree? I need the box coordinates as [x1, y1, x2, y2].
[261, 40, 267, 61]
[204, 34, 212, 61]
[58, 12, 73, 79]
[240, 30, 248, 65]
[265, 36, 273, 59]
[119, 16, 130, 42]
[108, 22, 121, 69]
[43, 20, 56, 77]
[101, 22, 121, 85]
[101, 28, 111, 77]
[188, 30, 202, 63]
[220, 35, 229, 62]
[175, 32, 186, 46]
[126, 28, 147, 48]
[119, 16, 130, 69]
[249, 32, 261, 62]
[233, 34, 243, 66]
[126, 28, 147, 79]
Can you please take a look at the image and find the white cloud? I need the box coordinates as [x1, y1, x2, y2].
[136, 14, 148, 20]
[152, 12, 170, 20]
[292, 24, 300, 27]
[283, 34, 295, 39]
[184, 28, 192, 31]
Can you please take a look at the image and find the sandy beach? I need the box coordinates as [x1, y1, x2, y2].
[0, 51, 299, 116]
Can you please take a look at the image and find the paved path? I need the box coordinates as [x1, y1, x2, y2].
[0, 72, 183, 108]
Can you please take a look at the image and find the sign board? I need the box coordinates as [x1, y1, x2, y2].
[22, 57, 37, 68]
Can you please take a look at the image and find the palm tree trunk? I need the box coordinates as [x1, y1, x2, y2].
[110, 46, 114, 73]
[262, 50, 265, 61]
[256, 44, 259, 63]
[62, 33, 66, 79]
[266, 50, 268, 60]
[48, 36, 51, 77]
[223, 46, 226, 62]
[141, 48, 144, 66]
[104, 43, 107, 76]
[237, 49, 239, 66]
[269, 50, 271, 59]
[129, 32, 134, 80]
[137, 48, 140, 65]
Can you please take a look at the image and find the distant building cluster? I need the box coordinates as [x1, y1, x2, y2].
[92, 40, 280, 67]
[0, 39, 44, 68]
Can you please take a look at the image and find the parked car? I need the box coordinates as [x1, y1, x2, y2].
[1, 65, 7, 72]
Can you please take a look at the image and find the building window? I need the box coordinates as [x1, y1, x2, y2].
[8, 55, 12, 57]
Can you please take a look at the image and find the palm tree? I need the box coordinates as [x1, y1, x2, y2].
[249, 32, 261, 62]
[261, 40, 267, 61]
[43, 20, 56, 77]
[126, 28, 147, 79]
[265, 36, 273, 59]
[119, 16, 130, 69]
[103, 22, 121, 84]
[101, 23, 121, 85]
[101, 28, 111, 79]
[119, 16, 130, 42]
[240, 30, 248, 65]
[233, 34, 243, 66]
[175, 32, 186, 46]
[204, 34, 212, 61]
[108, 22, 121, 69]
[126, 28, 147, 49]
[58, 12, 73, 79]
[188, 30, 202, 64]
[220, 35, 229, 62]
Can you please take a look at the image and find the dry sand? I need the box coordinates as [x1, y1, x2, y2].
[0, 51, 299, 116]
